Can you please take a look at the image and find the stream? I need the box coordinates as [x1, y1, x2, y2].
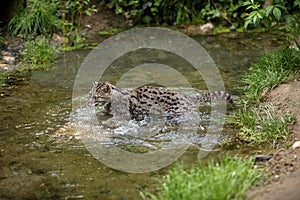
[0, 31, 285, 199]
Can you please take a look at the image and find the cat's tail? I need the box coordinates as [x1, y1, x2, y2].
[198, 91, 233, 104]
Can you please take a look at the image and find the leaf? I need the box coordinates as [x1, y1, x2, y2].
[294, 0, 300, 8]
[154, 0, 161, 7]
[130, 9, 139, 16]
[242, 1, 253, 7]
[142, 15, 152, 24]
[264, 5, 274, 17]
[275, 4, 287, 12]
[257, 12, 263, 19]
[253, 15, 260, 26]
[244, 19, 251, 29]
[151, 7, 158, 13]
[284, 15, 294, 25]
[273, 7, 281, 21]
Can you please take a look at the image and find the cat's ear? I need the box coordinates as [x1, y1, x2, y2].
[93, 81, 99, 86]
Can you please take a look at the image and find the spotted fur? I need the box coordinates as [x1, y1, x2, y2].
[88, 81, 233, 120]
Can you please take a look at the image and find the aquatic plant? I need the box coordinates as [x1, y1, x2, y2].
[142, 157, 262, 200]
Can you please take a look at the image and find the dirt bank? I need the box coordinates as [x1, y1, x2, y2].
[248, 79, 300, 200]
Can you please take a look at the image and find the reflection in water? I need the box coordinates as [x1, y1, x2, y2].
[0, 32, 284, 199]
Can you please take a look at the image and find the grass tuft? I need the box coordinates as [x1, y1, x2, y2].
[243, 47, 300, 102]
[142, 157, 262, 200]
[8, 0, 58, 39]
[232, 103, 295, 146]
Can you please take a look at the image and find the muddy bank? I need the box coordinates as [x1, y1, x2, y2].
[248, 79, 300, 200]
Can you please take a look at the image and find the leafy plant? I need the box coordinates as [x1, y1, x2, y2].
[103, 0, 251, 27]
[55, 0, 97, 46]
[142, 157, 262, 200]
[21, 37, 55, 66]
[243, 0, 300, 31]
[106, 0, 163, 24]
[243, 0, 264, 29]
[57, 0, 97, 28]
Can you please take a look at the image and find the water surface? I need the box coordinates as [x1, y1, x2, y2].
[0, 32, 285, 199]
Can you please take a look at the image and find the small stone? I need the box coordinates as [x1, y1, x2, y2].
[199, 22, 214, 34]
[0, 63, 10, 70]
[292, 141, 300, 149]
[2, 56, 15, 62]
[229, 25, 236, 31]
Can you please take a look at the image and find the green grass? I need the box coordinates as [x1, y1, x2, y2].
[230, 46, 299, 146]
[0, 73, 9, 87]
[143, 157, 262, 200]
[8, 0, 58, 39]
[233, 104, 295, 146]
[243, 47, 300, 102]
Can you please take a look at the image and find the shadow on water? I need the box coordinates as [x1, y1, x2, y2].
[0, 32, 285, 199]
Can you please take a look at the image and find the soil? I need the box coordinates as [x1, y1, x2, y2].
[247, 79, 300, 200]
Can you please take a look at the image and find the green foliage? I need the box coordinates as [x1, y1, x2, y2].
[8, 0, 97, 46]
[21, 37, 55, 67]
[231, 46, 299, 147]
[198, 0, 245, 27]
[0, 73, 9, 87]
[56, 0, 97, 27]
[8, 0, 58, 39]
[54, 0, 97, 46]
[0, 72, 22, 87]
[243, 47, 300, 102]
[243, 0, 300, 33]
[104, 0, 246, 26]
[142, 157, 262, 200]
[233, 103, 295, 146]
[243, 0, 264, 29]
[106, 0, 166, 24]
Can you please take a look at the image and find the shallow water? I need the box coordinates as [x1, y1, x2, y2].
[0, 32, 285, 199]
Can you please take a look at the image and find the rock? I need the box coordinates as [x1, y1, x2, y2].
[0, 36, 25, 71]
[292, 141, 300, 150]
[0, 63, 10, 71]
[229, 25, 236, 31]
[50, 33, 66, 47]
[2, 55, 15, 63]
[185, 22, 214, 35]
[199, 22, 214, 34]
[255, 154, 274, 162]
